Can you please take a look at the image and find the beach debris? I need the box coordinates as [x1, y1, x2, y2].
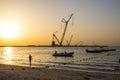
[45, 66, 49, 68]
[22, 68, 25, 70]
[11, 68, 14, 71]
[84, 76, 90, 80]
[32, 67, 35, 69]
[107, 54, 110, 56]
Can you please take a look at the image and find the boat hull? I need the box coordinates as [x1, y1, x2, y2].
[86, 49, 102, 53]
[53, 52, 74, 57]
[86, 48, 116, 53]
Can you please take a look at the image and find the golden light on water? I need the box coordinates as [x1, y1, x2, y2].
[3, 47, 13, 64]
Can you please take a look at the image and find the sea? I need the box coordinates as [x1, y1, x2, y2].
[0, 46, 120, 71]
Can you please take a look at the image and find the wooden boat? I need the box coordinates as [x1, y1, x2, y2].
[53, 51, 74, 57]
[86, 49, 102, 53]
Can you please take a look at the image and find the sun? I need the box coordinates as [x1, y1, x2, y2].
[0, 21, 20, 39]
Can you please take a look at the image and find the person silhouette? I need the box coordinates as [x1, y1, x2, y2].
[29, 54, 32, 67]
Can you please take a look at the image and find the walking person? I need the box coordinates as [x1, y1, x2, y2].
[29, 54, 32, 67]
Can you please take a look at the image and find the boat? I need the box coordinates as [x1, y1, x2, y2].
[100, 48, 109, 52]
[102, 48, 116, 52]
[86, 49, 102, 53]
[86, 48, 116, 53]
[53, 51, 74, 57]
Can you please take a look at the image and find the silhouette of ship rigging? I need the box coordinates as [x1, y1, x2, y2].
[51, 13, 73, 47]
[52, 14, 74, 57]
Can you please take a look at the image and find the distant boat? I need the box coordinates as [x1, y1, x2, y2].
[53, 51, 74, 57]
[86, 49, 102, 53]
[86, 47, 116, 53]
[99, 46, 116, 52]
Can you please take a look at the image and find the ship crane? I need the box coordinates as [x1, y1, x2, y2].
[52, 33, 61, 46]
[52, 13, 73, 46]
[67, 35, 73, 46]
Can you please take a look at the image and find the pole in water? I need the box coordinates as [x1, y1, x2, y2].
[29, 54, 32, 67]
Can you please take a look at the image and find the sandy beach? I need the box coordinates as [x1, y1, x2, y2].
[0, 64, 119, 80]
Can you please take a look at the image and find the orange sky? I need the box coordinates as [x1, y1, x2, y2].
[0, 0, 120, 46]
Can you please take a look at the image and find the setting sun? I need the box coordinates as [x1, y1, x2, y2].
[0, 21, 20, 39]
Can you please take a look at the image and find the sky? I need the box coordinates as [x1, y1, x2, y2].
[0, 0, 120, 46]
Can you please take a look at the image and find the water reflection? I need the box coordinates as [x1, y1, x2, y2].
[3, 47, 13, 64]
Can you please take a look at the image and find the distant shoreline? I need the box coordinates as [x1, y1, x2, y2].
[0, 45, 109, 47]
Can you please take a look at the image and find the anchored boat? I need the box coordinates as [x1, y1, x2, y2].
[86, 49, 102, 53]
[86, 47, 116, 53]
[53, 51, 74, 57]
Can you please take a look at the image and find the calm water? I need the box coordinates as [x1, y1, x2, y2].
[0, 47, 120, 70]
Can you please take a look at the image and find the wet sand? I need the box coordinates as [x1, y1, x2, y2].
[0, 64, 120, 80]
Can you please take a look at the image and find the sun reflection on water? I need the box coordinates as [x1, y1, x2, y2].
[3, 47, 13, 64]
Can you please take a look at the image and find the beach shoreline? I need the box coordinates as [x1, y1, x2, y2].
[0, 64, 120, 80]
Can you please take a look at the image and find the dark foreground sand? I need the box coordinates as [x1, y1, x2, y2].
[0, 64, 120, 80]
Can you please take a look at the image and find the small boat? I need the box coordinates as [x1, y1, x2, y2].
[86, 48, 116, 53]
[53, 51, 74, 57]
[86, 49, 102, 53]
